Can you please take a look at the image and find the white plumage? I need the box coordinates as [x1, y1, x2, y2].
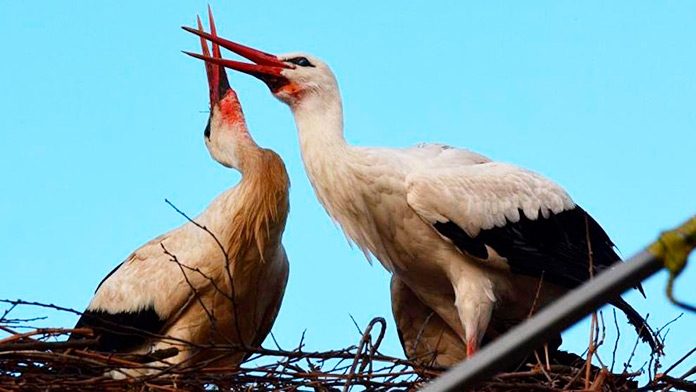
[295, 140, 570, 353]
[406, 160, 576, 236]
[72, 14, 290, 370]
[187, 31, 658, 362]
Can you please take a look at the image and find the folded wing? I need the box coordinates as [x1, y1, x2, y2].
[406, 162, 624, 289]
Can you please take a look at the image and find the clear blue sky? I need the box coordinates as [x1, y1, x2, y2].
[1, 1, 694, 381]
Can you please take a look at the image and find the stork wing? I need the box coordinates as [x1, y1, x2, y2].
[406, 162, 622, 289]
[72, 234, 203, 352]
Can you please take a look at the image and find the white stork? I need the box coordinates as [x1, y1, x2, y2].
[184, 30, 659, 359]
[71, 12, 290, 369]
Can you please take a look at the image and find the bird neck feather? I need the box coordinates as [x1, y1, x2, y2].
[290, 95, 384, 262]
[293, 92, 346, 152]
[292, 91, 350, 184]
[224, 149, 290, 264]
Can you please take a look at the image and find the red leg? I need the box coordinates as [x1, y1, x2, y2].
[466, 336, 478, 358]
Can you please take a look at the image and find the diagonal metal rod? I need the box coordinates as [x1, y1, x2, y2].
[422, 248, 664, 391]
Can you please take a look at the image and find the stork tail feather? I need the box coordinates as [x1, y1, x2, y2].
[610, 297, 662, 354]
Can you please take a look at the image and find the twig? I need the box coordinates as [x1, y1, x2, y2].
[661, 347, 696, 378]
[611, 308, 620, 373]
[584, 214, 596, 390]
[164, 198, 246, 347]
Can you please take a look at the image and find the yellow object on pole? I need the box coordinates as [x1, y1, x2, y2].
[649, 216, 696, 312]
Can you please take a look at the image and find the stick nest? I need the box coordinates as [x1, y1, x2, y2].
[1, 300, 692, 391]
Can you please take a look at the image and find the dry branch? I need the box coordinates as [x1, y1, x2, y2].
[1, 300, 691, 391]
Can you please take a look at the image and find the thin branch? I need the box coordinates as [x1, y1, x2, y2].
[164, 198, 246, 347]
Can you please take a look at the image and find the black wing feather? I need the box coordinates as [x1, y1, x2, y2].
[434, 206, 658, 351]
[70, 261, 166, 352]
[71, 307, 166, 352]
[435, 206, 620, 289]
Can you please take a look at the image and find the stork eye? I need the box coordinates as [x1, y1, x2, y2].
[288, 57, 314, 67]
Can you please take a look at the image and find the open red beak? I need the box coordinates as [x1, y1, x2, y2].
[195, 8, 232, 107]
[183, 20, 291, 91]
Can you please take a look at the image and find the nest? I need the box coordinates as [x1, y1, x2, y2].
[1, 299, 693, 391]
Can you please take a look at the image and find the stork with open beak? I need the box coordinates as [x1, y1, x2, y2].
[71, 11, 290, 370]
[183, 29, 659, 362]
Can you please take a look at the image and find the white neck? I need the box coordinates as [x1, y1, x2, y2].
[292, 89, 351, 214]
[289, 89, 386, 266]
[294, 92, 346, 147]
[291, 91, 349, 179]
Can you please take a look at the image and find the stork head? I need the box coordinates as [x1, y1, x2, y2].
[194, 9, 256, 171]
[183, 27, 339, 110]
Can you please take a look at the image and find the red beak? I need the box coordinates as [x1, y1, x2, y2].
[183, 21, 291, 91]
[196, 7, 230, 107]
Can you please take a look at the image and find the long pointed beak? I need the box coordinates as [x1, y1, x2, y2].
[196, 8, 231, 107]
[182, 23, 291, 91]
[195, 7, 249, 134]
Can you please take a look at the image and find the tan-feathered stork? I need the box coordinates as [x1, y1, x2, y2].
[71, 12, 290, 369]
[183, 31, 659, 360]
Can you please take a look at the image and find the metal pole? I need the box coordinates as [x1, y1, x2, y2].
[422, 249, 663, 392]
